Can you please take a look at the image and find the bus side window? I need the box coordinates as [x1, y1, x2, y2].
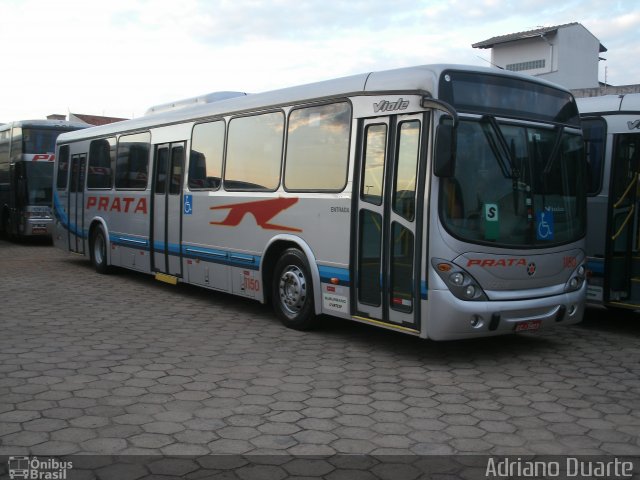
[56, 145, 70, 190]
[115, 132, 150, 190]
[88, 138, 115, 189]
[284, 102, 351, 192]
[189, 121, 224, 190]
[225, 112, 284, 191]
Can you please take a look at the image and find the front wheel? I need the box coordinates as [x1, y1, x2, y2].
[90, 227, 110, 274]
[271, 248, 317, 330]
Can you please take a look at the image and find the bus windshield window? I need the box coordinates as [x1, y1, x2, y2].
[24, 161, 54, 205]
[440, 118, 586, 247]
[22, 128, 65, 154]
[439, 71, 580, 126]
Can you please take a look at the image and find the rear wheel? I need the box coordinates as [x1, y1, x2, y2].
[1, 210, 12, 240]
[90, 227, 110, 274]
[272, 248, 317, 330]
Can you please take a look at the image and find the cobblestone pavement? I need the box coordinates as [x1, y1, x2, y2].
[0, 239, 639, 457]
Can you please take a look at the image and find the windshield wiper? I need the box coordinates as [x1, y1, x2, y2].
[480, 115, 518, 179]
[543, 125, 565, 174]
[481, 115, 524, 214]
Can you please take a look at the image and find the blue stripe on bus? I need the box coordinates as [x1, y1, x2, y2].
[53, 191, 87, 238]
[318, 265, 350, 286]
[182, 243, 261, 271]
[53, 191, 67, 225]
[421, 280, 428, 300]
[107, 239, 261, 271]
[111, 235, 150, 250]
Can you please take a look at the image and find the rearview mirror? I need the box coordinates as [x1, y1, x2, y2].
[434, 122, 456, 177]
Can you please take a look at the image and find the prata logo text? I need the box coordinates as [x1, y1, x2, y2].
[467, 258, 527, 268]
[628, 119, 640, 130]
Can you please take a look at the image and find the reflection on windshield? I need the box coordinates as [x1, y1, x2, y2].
[25, 162, 54, 205]
[22, 128, 65, 154]
[440, 118, 586, 247]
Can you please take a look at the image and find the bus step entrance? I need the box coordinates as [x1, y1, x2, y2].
[155, 273, 178, 285]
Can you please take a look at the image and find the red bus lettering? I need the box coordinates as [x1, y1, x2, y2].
[134, 198, 147, 214]
[122, 197, 134, 212]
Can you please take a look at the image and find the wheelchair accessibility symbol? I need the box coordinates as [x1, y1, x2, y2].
[184, 194, 193, 215]
[536, 209, 554, 240]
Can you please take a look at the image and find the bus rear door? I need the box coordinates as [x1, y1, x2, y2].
[353, 114, 425, 331]
[151, 142, 184, 278]
[68, 154, 86, 254]
[606, 132, 640, 307]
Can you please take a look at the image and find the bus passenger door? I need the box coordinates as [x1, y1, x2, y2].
[151, 142, 184, 277]
[353, 114, 425, 330]
[606, 133, 640, 306]
[68, 154, 86, 254]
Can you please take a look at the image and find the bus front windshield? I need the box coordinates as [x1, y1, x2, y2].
[22, 128, 65, 154]
[440, 118, 586, 247]
[24, 162, 54, 205]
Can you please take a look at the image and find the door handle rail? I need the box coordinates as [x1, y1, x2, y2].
[611, 204, 635, 241]
[613, 172, 638, 209]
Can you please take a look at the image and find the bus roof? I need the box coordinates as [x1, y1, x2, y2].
[577, 93, 640, 115]
[0, 119, 88, 133]
[57, 63, 574, 143]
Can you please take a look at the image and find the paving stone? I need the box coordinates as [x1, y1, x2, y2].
[29, 440, 80, 455]
[113, 413, 155, 425]
[51, 427, 97, 442]
[130, 432, 175, 448]
[154, 410, 193, 422]
[250, 434, 298, 450]
[257, 422, 301, 435]
[207, 438, 254, 454]
[0, 410, 41, 423]
[174, 429, 218, 444]
[331, 438, 376, 454]
[2, 430, 48, 446]
[80, 437, 128, 453]
[22, 417, 68, 432]
[69, 415, 109, 428]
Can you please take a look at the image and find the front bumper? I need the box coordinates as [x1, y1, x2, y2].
[426, 283, 586, 340]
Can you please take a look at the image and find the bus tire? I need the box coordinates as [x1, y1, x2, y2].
[1, 212, 8, 239]
[272, 248, 317, 330]
[90, 227, 110, 274]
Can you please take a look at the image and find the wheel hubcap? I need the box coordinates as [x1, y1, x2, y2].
[279, 265, 307, 316]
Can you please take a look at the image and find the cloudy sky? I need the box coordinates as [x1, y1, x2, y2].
[1, 0, 638, 122]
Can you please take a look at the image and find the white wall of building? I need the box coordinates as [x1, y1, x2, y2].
[489, 24, 601, 89]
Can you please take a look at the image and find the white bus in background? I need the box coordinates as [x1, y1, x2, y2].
[52, 64, 587, 340]
[578, 93, 640, 309]
[0, 119, 87, 239]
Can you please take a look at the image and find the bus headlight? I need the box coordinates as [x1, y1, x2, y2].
[565, 263, 586, 293]
[433, 259, 488, 301]
[450, 272, 464, 286]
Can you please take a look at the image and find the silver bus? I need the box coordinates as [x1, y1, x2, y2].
[578, 93, 640, 309]
[0, 119, 87, 238]
[52, 64, 587, 340]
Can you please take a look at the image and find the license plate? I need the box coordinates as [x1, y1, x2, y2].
[514, 320, 542, 332]
[31, 227, 47, 234]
